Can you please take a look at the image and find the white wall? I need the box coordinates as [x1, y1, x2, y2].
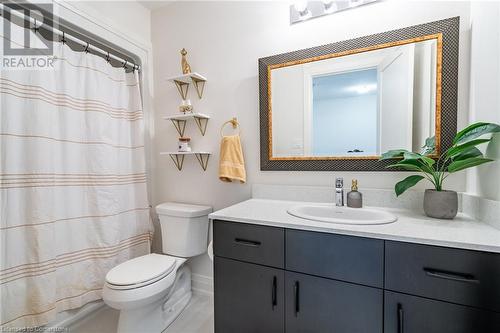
[151, 1, 471, 278]
[467, 1, 500, 201]
[67, 1, 151, 43]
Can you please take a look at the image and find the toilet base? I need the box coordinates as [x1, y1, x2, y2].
[116, 266, 192, 333]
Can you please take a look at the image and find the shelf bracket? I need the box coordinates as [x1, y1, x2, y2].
[195, 153, 210, 171]
[191, 77, 206, 99]
[170, 119, 187, 137]
[193, 116, 209, 136]
[169, 154, 185, 171]
[173, 80, 190, 100]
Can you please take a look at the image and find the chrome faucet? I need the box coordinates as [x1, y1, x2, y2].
[335, 177, 344, 207]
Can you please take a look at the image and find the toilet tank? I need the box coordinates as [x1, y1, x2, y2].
[156, 202, 212, 257]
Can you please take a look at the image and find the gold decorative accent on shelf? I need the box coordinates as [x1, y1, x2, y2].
[194, 116, 209, 136]
[220, 117, 241, 137]
[161, 152, 211, 171]
[170, 119, 187, 137]
[195, 153, 210, 171]
[164, 113, 210, 136]
[174, 80, 189, 100]
[191, 77, 205, 99]
[167, 73, 207, 99]
[169, 154, 185, 171]
[180, 48, 192, 74]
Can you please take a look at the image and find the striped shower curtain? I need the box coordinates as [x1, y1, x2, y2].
[0, 39, 153, 327]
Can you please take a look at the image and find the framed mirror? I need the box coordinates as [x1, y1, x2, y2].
[259, 17, 459, 171]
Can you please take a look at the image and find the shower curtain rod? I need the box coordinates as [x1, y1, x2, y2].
[0, 3, 140, 71]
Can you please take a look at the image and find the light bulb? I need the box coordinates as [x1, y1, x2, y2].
[323, 1, 338, 13]
[293, 1, 308, 13]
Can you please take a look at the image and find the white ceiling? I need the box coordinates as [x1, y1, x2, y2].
[136, 0, 173, 10]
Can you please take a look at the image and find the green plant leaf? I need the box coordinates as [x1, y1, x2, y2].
[447, 157, 494, 173]
[446, 139, 491, 158]
[403, 152, 436, 167]
[453, 122, 500, 145]
[386, 163, 425, 172]
[379, 149, 409, 160]
[421, 136, 436, 155]
[452, 146, 482, 161]
[395, 175, 425, 196]
[386, 159, 432, 173]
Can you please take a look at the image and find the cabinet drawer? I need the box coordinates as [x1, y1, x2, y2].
[385, 241, 500, 312]
[213, 220, 284, 268]
[384, 291, 500, 333]
[286, 229, 384, 287]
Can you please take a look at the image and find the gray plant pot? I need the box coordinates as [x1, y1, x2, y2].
[423, 189, 458, 219]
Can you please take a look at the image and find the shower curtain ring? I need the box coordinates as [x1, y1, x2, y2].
[61, 32, 66, 44]
[32, 19, 39, 33]
[106, 52, 110, 63]
[123, 60, 128, 69]
[84, 42, 90, 53]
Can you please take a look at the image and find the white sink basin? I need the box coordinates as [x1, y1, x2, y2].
[287, 204, 397, 225]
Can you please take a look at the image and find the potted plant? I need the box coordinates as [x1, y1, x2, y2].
[380, 122, 500, 219]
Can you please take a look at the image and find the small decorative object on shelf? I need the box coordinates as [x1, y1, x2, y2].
[161, 152, 211, 171]
[164, 113, 210, 136]
[179, 99, 193, 114]
[180, 48, 192, 74]
[380, 121, 500, 219]
[178, 137, 192, 152]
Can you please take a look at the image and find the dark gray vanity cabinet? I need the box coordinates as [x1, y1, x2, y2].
[214, 220, 383, 333]
[213, 220, 500, 333]
[214, 257, 285, 333]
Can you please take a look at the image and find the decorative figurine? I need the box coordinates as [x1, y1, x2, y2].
[179, 99, 193, 114]
[180, 48, 192, 74]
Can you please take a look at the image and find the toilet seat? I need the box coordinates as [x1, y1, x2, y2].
[105, 253, 177, 290]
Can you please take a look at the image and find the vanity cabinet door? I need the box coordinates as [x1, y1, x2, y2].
[384, 291, 500, 333]
[285, 271, 383, 333]
[214, 257, 284, 333]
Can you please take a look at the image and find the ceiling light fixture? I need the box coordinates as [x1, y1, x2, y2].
[290, 0, 379, 25]
[294, 1, 312, 20]
[323, 1, 338, 14]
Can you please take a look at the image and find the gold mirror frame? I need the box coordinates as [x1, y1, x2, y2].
[267, 33, 443, 161]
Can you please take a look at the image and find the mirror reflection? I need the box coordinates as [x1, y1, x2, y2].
[270, 37, 439, 158]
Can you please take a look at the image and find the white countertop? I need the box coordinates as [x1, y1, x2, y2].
[209, 199, 500, 253]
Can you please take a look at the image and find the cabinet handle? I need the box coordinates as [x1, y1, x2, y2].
[294, 281, 300, 317]
[272, 276, 277, 310]
[234, 238, 261, 247]
[423, 267, 479, 284]
[397, 303, 404, 333]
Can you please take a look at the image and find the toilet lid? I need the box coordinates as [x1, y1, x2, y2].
[106, 253, 176, 287]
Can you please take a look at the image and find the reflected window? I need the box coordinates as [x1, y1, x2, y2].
[312, 69, 378, 156]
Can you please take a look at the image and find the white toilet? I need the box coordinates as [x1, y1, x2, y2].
[102, 202, 212, 333]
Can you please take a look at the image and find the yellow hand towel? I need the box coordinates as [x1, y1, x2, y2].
[219, 135, 246, 183]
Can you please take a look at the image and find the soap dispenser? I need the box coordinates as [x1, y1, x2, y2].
[347, 179, 363, 208]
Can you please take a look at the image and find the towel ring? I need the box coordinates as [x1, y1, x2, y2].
[220, 117, 241, 137]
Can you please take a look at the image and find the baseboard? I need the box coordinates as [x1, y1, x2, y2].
[192, 273, 213, 296]
[45, 300, 104, 329]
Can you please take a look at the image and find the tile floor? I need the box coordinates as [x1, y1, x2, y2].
[69, 293, 214, 333]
